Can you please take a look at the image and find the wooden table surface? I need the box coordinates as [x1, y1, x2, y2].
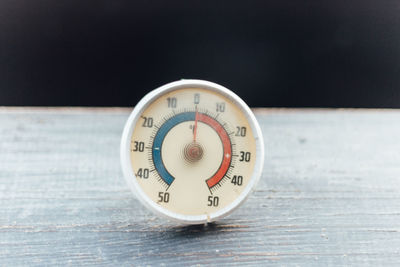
[1, 107, 399, 266]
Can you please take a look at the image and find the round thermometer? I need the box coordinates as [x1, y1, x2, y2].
[120, 80, 264, 224]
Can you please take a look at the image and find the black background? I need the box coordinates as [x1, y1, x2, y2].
[1, 0, 399, 107]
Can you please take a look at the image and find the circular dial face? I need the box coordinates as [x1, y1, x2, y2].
[121, 80, 264, 224]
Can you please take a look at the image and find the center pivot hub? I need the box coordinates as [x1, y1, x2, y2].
[184, 142, 204, 163]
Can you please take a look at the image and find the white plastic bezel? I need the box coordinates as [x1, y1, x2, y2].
[120, 79, 264, 224]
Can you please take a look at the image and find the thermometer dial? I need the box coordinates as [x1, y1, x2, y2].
[120, 80, 264, 224]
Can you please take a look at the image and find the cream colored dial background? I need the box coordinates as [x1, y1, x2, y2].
[130, 88, 256, 216]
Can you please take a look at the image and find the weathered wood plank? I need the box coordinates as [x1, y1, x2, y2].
[0, 108, 399, 266]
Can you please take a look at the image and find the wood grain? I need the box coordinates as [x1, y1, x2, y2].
[0, 108, 399, 266]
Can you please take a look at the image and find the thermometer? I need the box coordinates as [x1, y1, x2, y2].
[120, 80, 264, 224]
